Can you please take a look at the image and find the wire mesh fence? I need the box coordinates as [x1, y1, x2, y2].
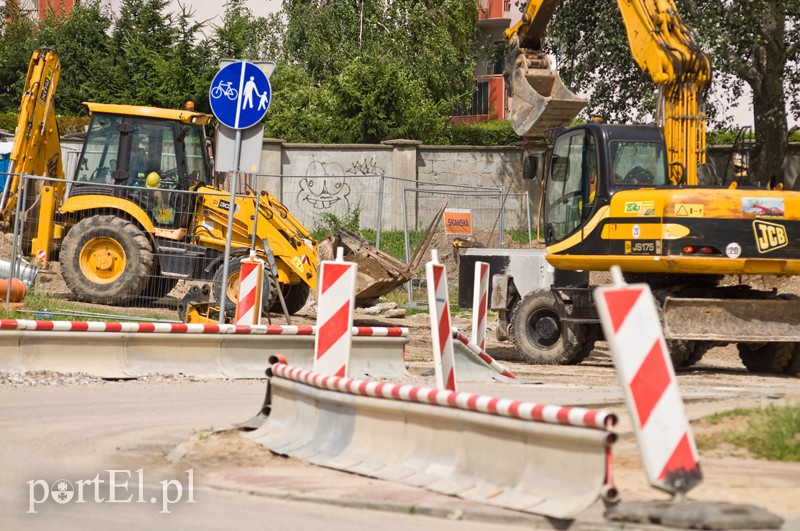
[2, 171, 534, 318]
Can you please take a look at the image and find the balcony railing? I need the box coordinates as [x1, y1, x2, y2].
[451, 75, 507, 125]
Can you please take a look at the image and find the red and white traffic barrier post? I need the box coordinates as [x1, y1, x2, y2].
[594, 265, 702, 497]
[470, 261, 490, 351]
[313, 247, 358, 377]
[426, 249, 457, 391]
[235, 250, 266, 326]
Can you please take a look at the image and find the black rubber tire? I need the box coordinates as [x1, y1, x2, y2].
[667, 340, 710, 369]
[271, 282, 311, 315]
[213, 257, 278, 317]
[571, 324, 602, 364]
[139, 273, 179, 302]
[510, 290, 592, 365]
[60, 215, 153, 305]
[783, 345, 800, 376]
[737, 342, 794, 374]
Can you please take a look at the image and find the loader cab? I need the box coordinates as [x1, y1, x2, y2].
[542, 123, 668, 246]
[72, 103, 213, 228]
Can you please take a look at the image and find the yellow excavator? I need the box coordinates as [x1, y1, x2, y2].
[2, 48, 318, 314]
[496, 1, 800, 374]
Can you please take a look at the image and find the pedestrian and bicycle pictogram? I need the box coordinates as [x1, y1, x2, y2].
[208, 60, 272, 130]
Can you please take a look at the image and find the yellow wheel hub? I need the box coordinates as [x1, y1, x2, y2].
[226, 272, 240, 303]
[79, 237, 126, 284]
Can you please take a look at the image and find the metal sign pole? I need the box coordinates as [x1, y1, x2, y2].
[219, 129, 242, 323]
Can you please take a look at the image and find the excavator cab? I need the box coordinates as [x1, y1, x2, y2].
[71, 103, 213, 229]
[542, 123, 668, 246]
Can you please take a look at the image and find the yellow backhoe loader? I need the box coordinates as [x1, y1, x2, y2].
[493, 1, 800, 374]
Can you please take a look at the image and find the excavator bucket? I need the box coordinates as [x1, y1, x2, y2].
[318, 206, 445, 306]
[508, 53, 588, 137]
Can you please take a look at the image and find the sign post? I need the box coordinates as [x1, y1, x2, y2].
[209, 60, 272, 322]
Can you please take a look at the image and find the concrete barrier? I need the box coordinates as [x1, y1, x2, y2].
[0, 320, 408, 379]
[452, 328, 516, 382]
[249, 363, 618, 519]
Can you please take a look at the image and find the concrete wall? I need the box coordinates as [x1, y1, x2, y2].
[58, 137, 800, 234]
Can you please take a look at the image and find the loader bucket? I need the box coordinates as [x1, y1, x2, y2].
[508, 55, 588, 137]
[318, 206, 445, 306]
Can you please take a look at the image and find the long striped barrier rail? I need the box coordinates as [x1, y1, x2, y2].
[0, 319, 407, 337]
[251, 361, 618, 519]
[452, 328, 516, 380]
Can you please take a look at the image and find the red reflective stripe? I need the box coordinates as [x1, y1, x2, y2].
[658, 432, 699, 480]
[630, 339, 671, 428]
[321, 263, 351, 294]
[316, 301, 350, 359]
[603, 287, 644, 333]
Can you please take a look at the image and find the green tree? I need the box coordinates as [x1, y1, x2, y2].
[109, 0, 178, 106]
[681, 0, 800, 186]
[276, 0, 479, 143]
[211, 0, 283, 62]
[547, 0, 799, 186]
[37, 0, 115, 114]
[0, 2, 38, 112]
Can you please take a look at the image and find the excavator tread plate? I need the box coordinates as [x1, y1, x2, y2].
[662, 297, 800, 342]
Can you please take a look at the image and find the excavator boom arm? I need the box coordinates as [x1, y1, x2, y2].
[506, 0, 711, 184]
[0, 49, 65, 227]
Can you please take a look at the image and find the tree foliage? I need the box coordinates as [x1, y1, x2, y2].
[274, 0, 479, 143]
[547, 0, 799, 185]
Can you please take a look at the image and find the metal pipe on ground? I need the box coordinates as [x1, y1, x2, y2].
[249, 363, 617, 520]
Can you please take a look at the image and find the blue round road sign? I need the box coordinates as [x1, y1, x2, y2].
[209, 61, 272, 129]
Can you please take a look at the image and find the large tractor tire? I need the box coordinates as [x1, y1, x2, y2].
[270, 282, 311, 316]
[783, 345, 800, 376]
[510, 290, 595, 365]
[213, 256, 278, 317]
[667, 340, 710, 369]
[60, 215, 153, 305]
[737, 342, 794, 374]
[139, 272, 179, 302]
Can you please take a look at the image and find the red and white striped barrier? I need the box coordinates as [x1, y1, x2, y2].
[426, 250, 456, 391]
[235, 251, 265, 326]
[314, 247, 357, 377]
[254, 361, 618, 519]
[470, 261, 490, 350]
[0, 319, 407, 337]
[452, 328, 516, 379]
[271, 362, 614, 429]
[594, 266, 702, 495]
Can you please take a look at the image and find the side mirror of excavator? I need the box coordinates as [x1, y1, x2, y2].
[176, 126, 190, 143]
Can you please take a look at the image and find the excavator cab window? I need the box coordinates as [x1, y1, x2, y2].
[74, 114, 122, 186]
[545, 130, 587, 242]
[609, 141, 666, 190]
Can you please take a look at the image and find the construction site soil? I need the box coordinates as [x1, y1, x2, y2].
[2, 232, 800, 523]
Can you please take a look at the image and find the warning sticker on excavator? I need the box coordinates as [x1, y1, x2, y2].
[624, 201, 655, 216]
[675, 203, 704, 217]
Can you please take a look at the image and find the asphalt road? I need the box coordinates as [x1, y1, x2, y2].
[1, 345, 799, 530]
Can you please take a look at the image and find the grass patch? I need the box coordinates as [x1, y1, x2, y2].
[696, 404, 800, 462]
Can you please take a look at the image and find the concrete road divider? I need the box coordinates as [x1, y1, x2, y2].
[0, 320, 407, 379]
[451, 328, 516, 382]
[249, 361, 618, 520]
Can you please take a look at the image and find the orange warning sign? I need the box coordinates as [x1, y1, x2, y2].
[443, 209, 473, 234]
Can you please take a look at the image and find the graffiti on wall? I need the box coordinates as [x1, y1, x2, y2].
[298, 156, 385, 211]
